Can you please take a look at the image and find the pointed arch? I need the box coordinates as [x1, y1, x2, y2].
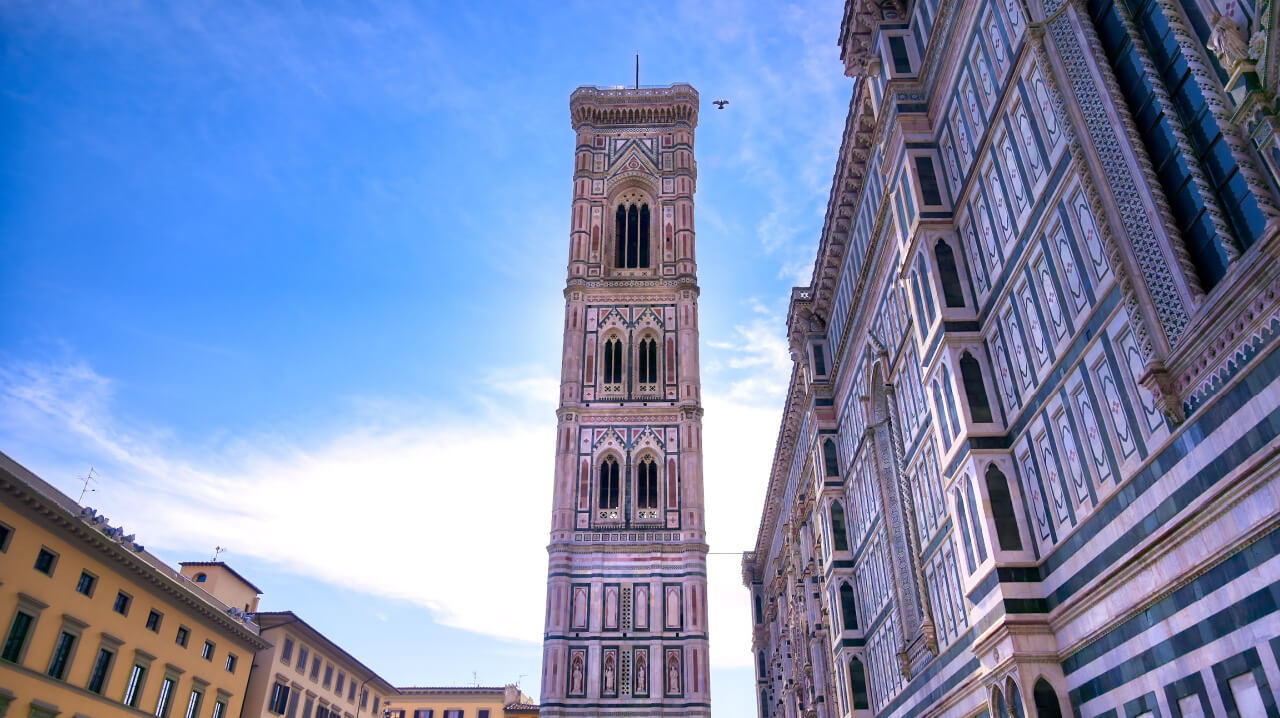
[637, 334, 659, 385]
[960, 351, 993, 423]
[614, 205, 627, 268]
[985, 463, 1022, 551]
[636, 453, 660, 511]
[848, 657, 869, 710]
[598, 454, 621, 511]
[839, 582, 858, 630]
[639, 204, 651, 268]
[830, 501, 850, 552]
[602, 334, 625, 386]
[935, 239, 966, 307]
[753, 594, 763, 624]
[1005, 677, 1025, 718]
[822, 437, 840, 477]
[756, 650, 766, 678]
[954, 488, 978, 574]
[1032, 678, 1063, 718]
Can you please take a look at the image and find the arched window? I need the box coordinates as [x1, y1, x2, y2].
[985, 464, 1023, 551]
[637, 336, 659, 385]
[753, 594, 763, 624]
[933, 381, 952, 445]
[848, 657, 869, 710]
[822, 438, 840, 477]
[615, 202, 652, 269]
[760, 689, 769, 717]
[839, 583, 858, 630]
[615, 206, 626, 268]
[954, 489, 978, 574]
[1005, 677, 1025, 718]
[830, 502, 849, 552]
[960, 351, 993, 423]
[935, 240, 966, 307]
[602, 337, 624, 385]
[598, 455, 620, 511]
[636, 455, 659, 510]
[194, 573, 207, 583]
[993, 686, 1011, 718]
[757, 650, 766, 678]
[1032, 678, 1063, 718]
[966, 474, 988, 562]
[917, 255, 937, 322]
[941, 365, 962, 437]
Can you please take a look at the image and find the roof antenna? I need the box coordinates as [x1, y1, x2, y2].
[473, 670, 479, 687]
[212, 545, 225, 561]
[635, 54, 639, 89]
[77, 466, 98, 503]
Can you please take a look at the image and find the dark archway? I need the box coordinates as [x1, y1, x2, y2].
[1032, 678, 1063, 718]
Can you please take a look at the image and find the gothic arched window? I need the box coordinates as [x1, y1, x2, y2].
[960, 351, 993, 423]
[954, 489, 978, 574]
[822, 438, 840, 477]
[848, 657, 869, 710]
[839, 582, 858, 630]
[636, 455, 659, 510]
[985, 464, 1023, 551]
[935, 239, 966, 307]
[829, 501, 849, 552]
[615, 202, 652, 269]
[598, 455, 620, 511]
[1032, 678, 1063, 718]
[757, 650, 766, 678]
[602, 336, 624, 385]
[753, 594, 763, 624]
[966, 473, 989, 562]
[637, 336, 659, 385]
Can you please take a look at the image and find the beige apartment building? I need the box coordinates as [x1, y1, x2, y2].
[0, 452, 269, 718]
[391, 686, 537, 718]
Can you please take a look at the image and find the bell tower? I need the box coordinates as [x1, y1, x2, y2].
[539, 83, 711, 717]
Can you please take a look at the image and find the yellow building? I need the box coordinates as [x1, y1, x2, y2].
[235, 611, 396, 718]
[0, 452, 270, 718]
[390, 686, 536, 718]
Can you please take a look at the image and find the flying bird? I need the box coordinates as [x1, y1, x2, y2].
[713, 100, 729, 109]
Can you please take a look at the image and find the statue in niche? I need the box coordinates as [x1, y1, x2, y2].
[635, 651, 649, 694]
[570, 654, 585, 696]
[666, 653, 681, 694]
[603, 653, 616, 694]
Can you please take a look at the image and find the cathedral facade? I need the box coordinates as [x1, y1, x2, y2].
[742, 0, 1280, 715]
[539, 84, 712, 717]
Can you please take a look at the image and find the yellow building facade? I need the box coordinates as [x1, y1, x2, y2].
[390, 686, 535, 718]
[0, 452, 269, 718]
[237, 612, 396, 718]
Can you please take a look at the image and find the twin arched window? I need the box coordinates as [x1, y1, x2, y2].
[598, 454, 660, 516]
[637, 336, 659, 385]
[636, 455, 659, 510]
[602, 337, 624, 385]
[615, 203, 651, 269]
[599, 456, 620, 510]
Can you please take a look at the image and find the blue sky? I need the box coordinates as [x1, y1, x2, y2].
[0, 1, 850, 713]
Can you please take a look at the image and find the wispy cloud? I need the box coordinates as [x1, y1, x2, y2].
[0, 353, 784, 669]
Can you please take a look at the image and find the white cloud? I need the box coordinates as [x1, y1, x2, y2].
[0, 352, 791, 671]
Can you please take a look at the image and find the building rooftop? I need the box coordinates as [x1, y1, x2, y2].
[254, 610, 397, 693]
[0, 450, 269, 650]
[179, 560, 265, 593]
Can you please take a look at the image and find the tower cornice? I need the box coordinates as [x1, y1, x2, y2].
[570, 84, 700, 130]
